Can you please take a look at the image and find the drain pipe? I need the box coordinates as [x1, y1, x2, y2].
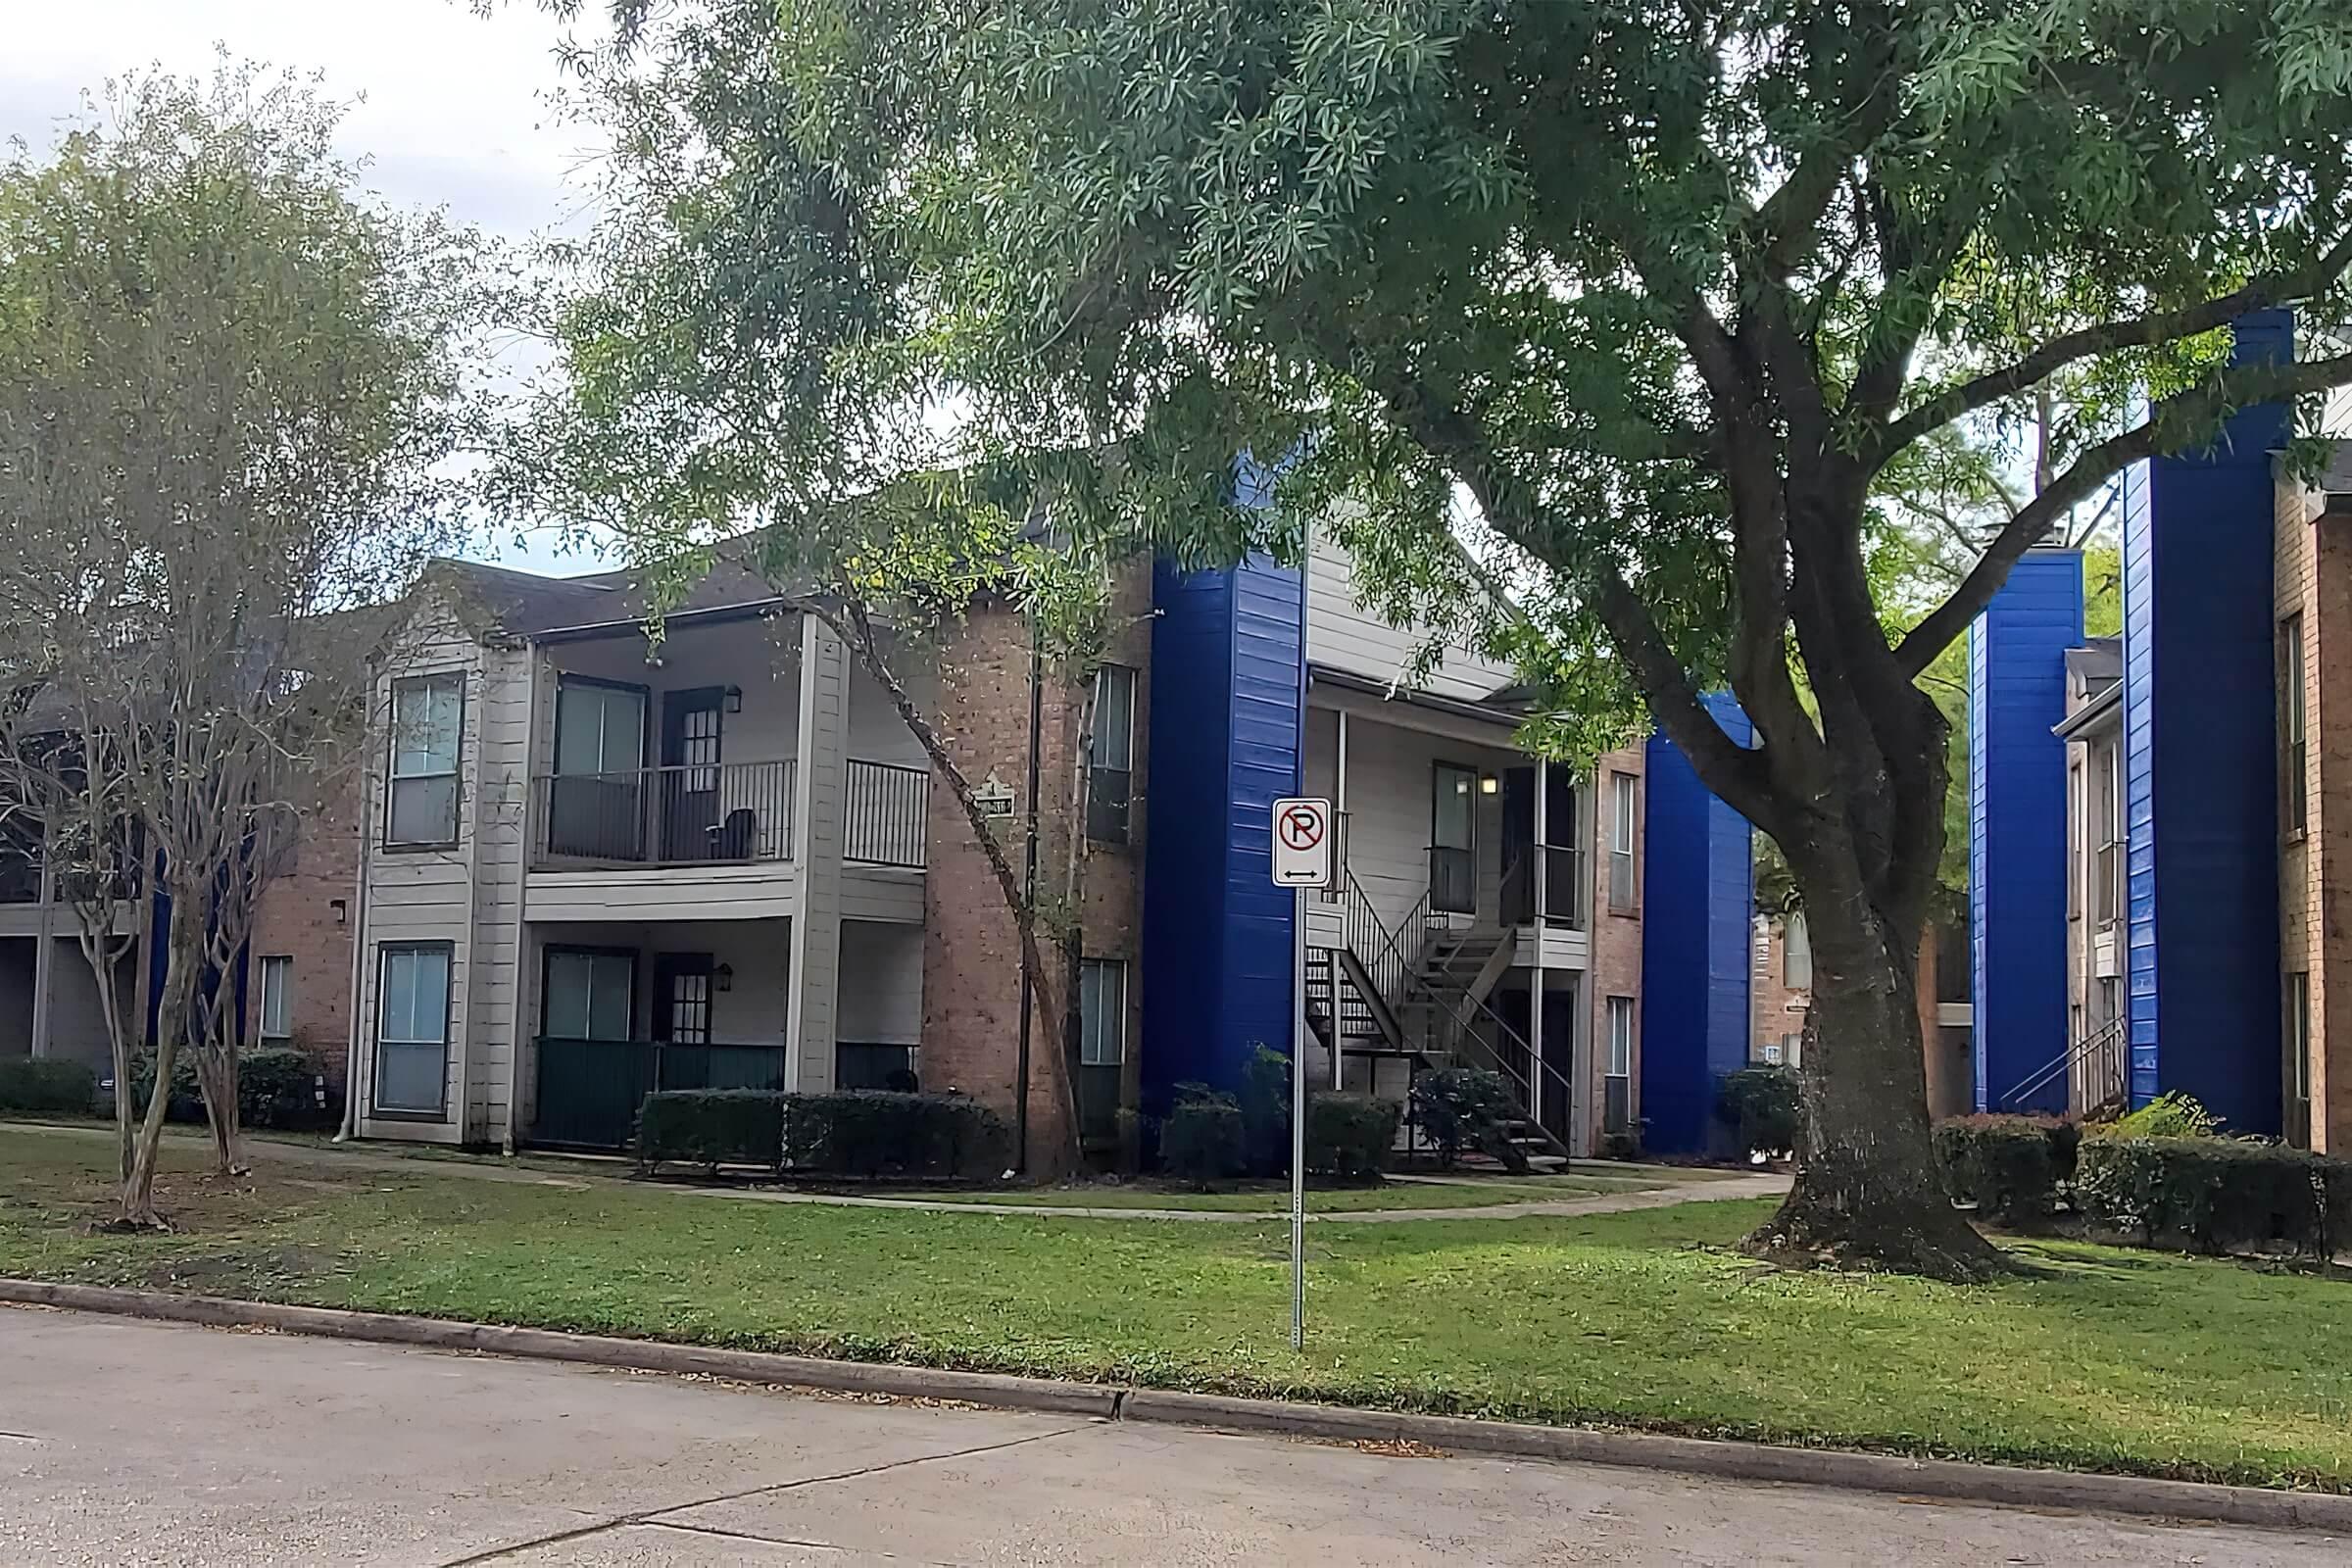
[1012, 615, 1045, 1174]
[334, 799, 370, 1143]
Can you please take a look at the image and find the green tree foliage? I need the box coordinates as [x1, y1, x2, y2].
[552, 0, 2352, 1276]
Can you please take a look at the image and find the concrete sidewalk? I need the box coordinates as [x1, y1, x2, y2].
[3, 1306, 2337, 1567]
[12, 1120, 1791, 1222]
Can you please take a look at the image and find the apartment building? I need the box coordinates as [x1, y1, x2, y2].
[1750, 911, 1974, 1120]
[324, 503, 1759, 1164]
[1979, 310, 2351, 1148]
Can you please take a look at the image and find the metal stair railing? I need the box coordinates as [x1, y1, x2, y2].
[1999, 1015, 2129, 1112]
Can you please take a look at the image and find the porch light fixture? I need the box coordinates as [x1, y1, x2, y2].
[714, 962, 734, 993]
[723, 685, 744, 713]
[1479, 773, 1499, 795]
[329, 898, 348, 926]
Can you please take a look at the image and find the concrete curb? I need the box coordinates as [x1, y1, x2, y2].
[5, 1278, 2347, 1535]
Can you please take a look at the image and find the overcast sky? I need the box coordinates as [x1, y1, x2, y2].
[4, 0, 613, 574]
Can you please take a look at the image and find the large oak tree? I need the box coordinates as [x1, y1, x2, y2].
[563, 0, 2352, 1275]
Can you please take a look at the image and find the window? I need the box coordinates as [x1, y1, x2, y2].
[1606, 996, 1635, 1077]
[258, 956, 293, 1042]
[1604, 995, 1636, 1134]
[1608, 771, 1638, 912]
[1781, 913, 1812, 991]
[2289, 971, 2313, 1127]
[373, 945, 451, 1114]
[544, 949, 635, 1042]
[387, 672, 463, 846]
[1781, 1031, 1803, 1069]
[2066, 760, 2083, 919]
[2281, 613, 2308, 835]
[2093, 746, 2125, 927]
[1080, 958, 1127, 1066]
[1087, 663, 1137, 844]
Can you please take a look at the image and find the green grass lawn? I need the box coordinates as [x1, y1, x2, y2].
[905, 1174, 1669, 1210]
[4, 1130, 2350, 1491]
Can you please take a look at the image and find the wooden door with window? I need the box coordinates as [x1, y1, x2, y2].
[661, 688, 725, 860]
[652, 951, 714, 1089]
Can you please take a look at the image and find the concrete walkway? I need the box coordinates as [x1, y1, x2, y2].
[14, 1120, 1790, 1222]
[3, 1307, 2335, 1566]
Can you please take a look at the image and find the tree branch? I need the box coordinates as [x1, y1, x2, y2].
[1872, 232, 2352, 466]
[1896, 350, 2352, 674]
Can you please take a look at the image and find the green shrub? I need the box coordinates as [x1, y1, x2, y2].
[1936, 1114, 2079, 1222]
[1238, 1044, 1293, 1177]
[781, 1090, 1009, 1178]
[0, 1057, 97, 1116]
[1160, 1094, 1246, 1186]
[127, 1052, 204, 1123]
[1305, 1091, 1398, 1180]
[2098, 1092, 2221, 1141]
[1407, 1066, 1516, 1168]
[2076, 1135, 2352, 1256]
[238, 1049, 328, 1130]
[1715, 1066, 1802, 1155]
[638, 1089, 786, 1170]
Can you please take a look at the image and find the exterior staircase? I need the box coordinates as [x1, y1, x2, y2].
[1308, 870, 1573, 1168]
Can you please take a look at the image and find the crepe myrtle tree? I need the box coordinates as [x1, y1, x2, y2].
[550, 0, 2352, 1275]
[0, 67, 482, 1221]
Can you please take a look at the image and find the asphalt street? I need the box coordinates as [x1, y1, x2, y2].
[0, 1306, 2339, 1565]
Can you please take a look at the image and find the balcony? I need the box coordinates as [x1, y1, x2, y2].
[531, 760, 796, 867]
[527, 757, 930, 872]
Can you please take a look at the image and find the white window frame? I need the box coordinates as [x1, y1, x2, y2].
[1607, 771, 1638, 912]
[258, 956, 294, 1042]
[373, 943, 452, 1117]
[386, 671, 464, 847]
[1605, 995, 1635, 1078]
[1086, 663, 1138, 844]
[1080, 957, 1127, 1067]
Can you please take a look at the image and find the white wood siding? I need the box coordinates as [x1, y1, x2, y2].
[1304, 532, 1517, 702]
[1304, 705, 1518, 934]
[523, 862, 802, 923]
[840, 865, 924, 924]
[541, 613, 803, 775]
[357, 605, 491, 1144]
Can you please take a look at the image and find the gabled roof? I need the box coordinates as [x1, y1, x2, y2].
[426, 542, 789, 639]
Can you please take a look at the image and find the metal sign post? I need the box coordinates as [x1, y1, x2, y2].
[1269, 797, 1331, 1350]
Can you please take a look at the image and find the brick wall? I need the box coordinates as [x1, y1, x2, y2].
[1751, 916, 1806, 1064]
[919, 564, 1151, 1172]
[248, 779, 363, 1096]
[2281, 476, 2352, 1153]
[1587, 744, 1644, 1152]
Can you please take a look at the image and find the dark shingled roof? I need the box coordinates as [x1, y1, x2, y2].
[428, 543, 787, 638]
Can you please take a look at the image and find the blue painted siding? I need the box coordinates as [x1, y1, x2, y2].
[2120, 310, 2289, 1135]
[1640, 694, 1755, 1154]
[1139, 555, 1305, 1111]
[1968, 551, 2082, 1111]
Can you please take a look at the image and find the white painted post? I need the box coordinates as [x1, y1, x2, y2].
[28, 841, 55, 1058]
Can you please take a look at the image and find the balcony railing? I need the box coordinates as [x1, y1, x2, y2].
[532, 760, 795, 867]
[1502, 844, 1588, 929]
[844, 760, 928, 868]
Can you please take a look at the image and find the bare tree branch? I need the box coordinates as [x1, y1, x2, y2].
[1897, 350, 2352, 673]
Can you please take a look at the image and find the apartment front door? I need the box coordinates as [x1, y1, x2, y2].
[1431, 761, 1478, 916]
[661, 688, 725, 860]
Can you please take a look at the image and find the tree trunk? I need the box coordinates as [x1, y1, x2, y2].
[122, 895, 203, 1228]
[1745, 866, 2006, 1280]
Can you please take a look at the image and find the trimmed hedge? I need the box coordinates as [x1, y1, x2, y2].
[1407, 1066, 1515, 1168]
[128, 1052, 204, 1122]
[1161, 1093, 1246, 1185]
[636, 1089, 1008, 1179]
[0, 1057, 97, 1116]
[1936, 1114, 2080, 1223]
[2077, 1135, 2352, 1257]
[1716, 1066, 1801, 1155]
[239, 1049, 330, 1130]
[1238, 1045, 1293, 1177]
[1305, 1091, 1397, 1180]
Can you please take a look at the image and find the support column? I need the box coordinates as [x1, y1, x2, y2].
[787, 613, 849, 1094]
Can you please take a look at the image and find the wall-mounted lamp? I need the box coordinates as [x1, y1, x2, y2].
[723, 686, 744, 714]
[714, 962, 735, 993]
[329, 898, 348, 926]
[1479, 773, 1500, 796]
